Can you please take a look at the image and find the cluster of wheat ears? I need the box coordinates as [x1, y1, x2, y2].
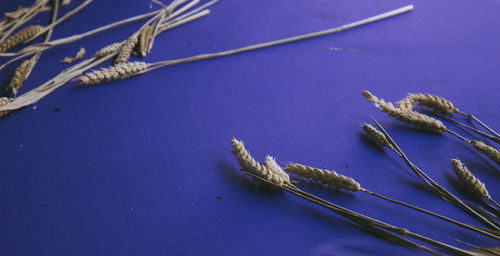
[231, 93, 500, 255]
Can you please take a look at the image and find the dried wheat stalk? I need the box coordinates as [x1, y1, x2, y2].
[95, 42, 123, 57]
[452, 159, 490, 199]
[285, 163, 362, 192]
[230, 138, 290, 186]
[7, 59, 33, 96]
[75, 61, 148, 85]
[264, 156, 293, 186]
[470, 140, 500, 165]
[399, 93, 460, 114]
[0, 25, 43, 53]
[362, 123, 392, 148]
[114, 33, 139, 64]
[362, 90, 447, 133]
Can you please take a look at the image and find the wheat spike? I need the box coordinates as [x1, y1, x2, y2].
[139, 25, 153, 57]
[396, 97, 413, 110]
[403, 93, 459, 114]
[362, 123, 392, 148]
[96, 42, 123, 57]
[451, 159, 490, 199]
[285, 163, 362, 192]
[362, 90, 447, 133]
[470, 140, 500, 165]
[114, 33, 138, 64]
[0, 25, 43, 53]
[8, 59, 32, 96]
[230, 138, 287, 186]
[264, 156, 292, 186]
[75, 61, 148, 85]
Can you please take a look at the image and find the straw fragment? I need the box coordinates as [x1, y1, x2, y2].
[61, 47, 85, 63]
[285, 163, 362, 192]
[451, 159, 490, 199]
[138, 25, 154, 57]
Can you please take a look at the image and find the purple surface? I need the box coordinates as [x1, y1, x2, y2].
[1, 0, 499, 255]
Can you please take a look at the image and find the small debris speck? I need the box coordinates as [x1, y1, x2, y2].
[216, 196, 221, 199]
[53, 108, 61, 112]
[18, 144, 23, 148]
[130, 207, 134, 211]
[32, 106, 37, 110]
[345, 164, 349, 168]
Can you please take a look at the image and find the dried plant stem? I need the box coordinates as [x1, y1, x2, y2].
[25, 0, 94, 44]
[489, 198, 500, 209]
[362, 190, 500, 240]
[370, 117, 500, 231]
[147, 5, 414, 72]
[431, 112, 500, 144]
[247, 173, 475, 256]
[0, 0, 48, 43]
[0, 9, 162, 57]
[460, 113, 500, 140]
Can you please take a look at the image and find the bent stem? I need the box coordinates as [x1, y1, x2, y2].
[247, 173, 475, 256]
[371, 117, 500, 231]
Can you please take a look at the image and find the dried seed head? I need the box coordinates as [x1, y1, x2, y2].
[139, 25, 154, 58]
[230, 138, 286, 186]
[362, 123, 392, 148]
[470, 140, 500, 165]
[8, 59, 32, 96]
[75, 61, 148, 85]
[96, 42, 123, 57]
[0, 25, 43, 53]
[396, 97, 413, 110]
[404, 93, 459, 114]
[114, 33, 139, 64]
[451, 159, 490, 199]
[362, 90, 447, 133]
[285, 163, 362, 192]
[264, 156, 292, 186]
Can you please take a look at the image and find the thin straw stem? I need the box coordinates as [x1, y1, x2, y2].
[248, 173, 476, 256]
[371, 117, 500, 230]
[446, 129, 471, 144]
[25, 0, 94, 43]
[28, 0, 59, 74]
[489, 198, 500, 209]
[363, 190, 500, 240]
[432, 112, 500, 144]
[461, 113, 500, 139]
[147, 5, 414, 71]
[0, 0, 48, 42]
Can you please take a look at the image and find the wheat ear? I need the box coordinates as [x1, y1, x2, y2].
[75, 61, 148, 85]
[285, 163, 363, 192]
[0, 97, 13, 117]
[139, 25, 154, 57]
[362, 90, 447, 133]
[230, 138, 288, 186]
[114, 33, 139, 64]
[264, 156, 293, 186]
[0, 25, 43, 53]
[95, 42, 123, 57]
[452, 159, 490, 199]
[362, 123, 392, 148]
[7, 59, 33, 96]
[470, 140, 500, 165]
[400, 93, 460, 114]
